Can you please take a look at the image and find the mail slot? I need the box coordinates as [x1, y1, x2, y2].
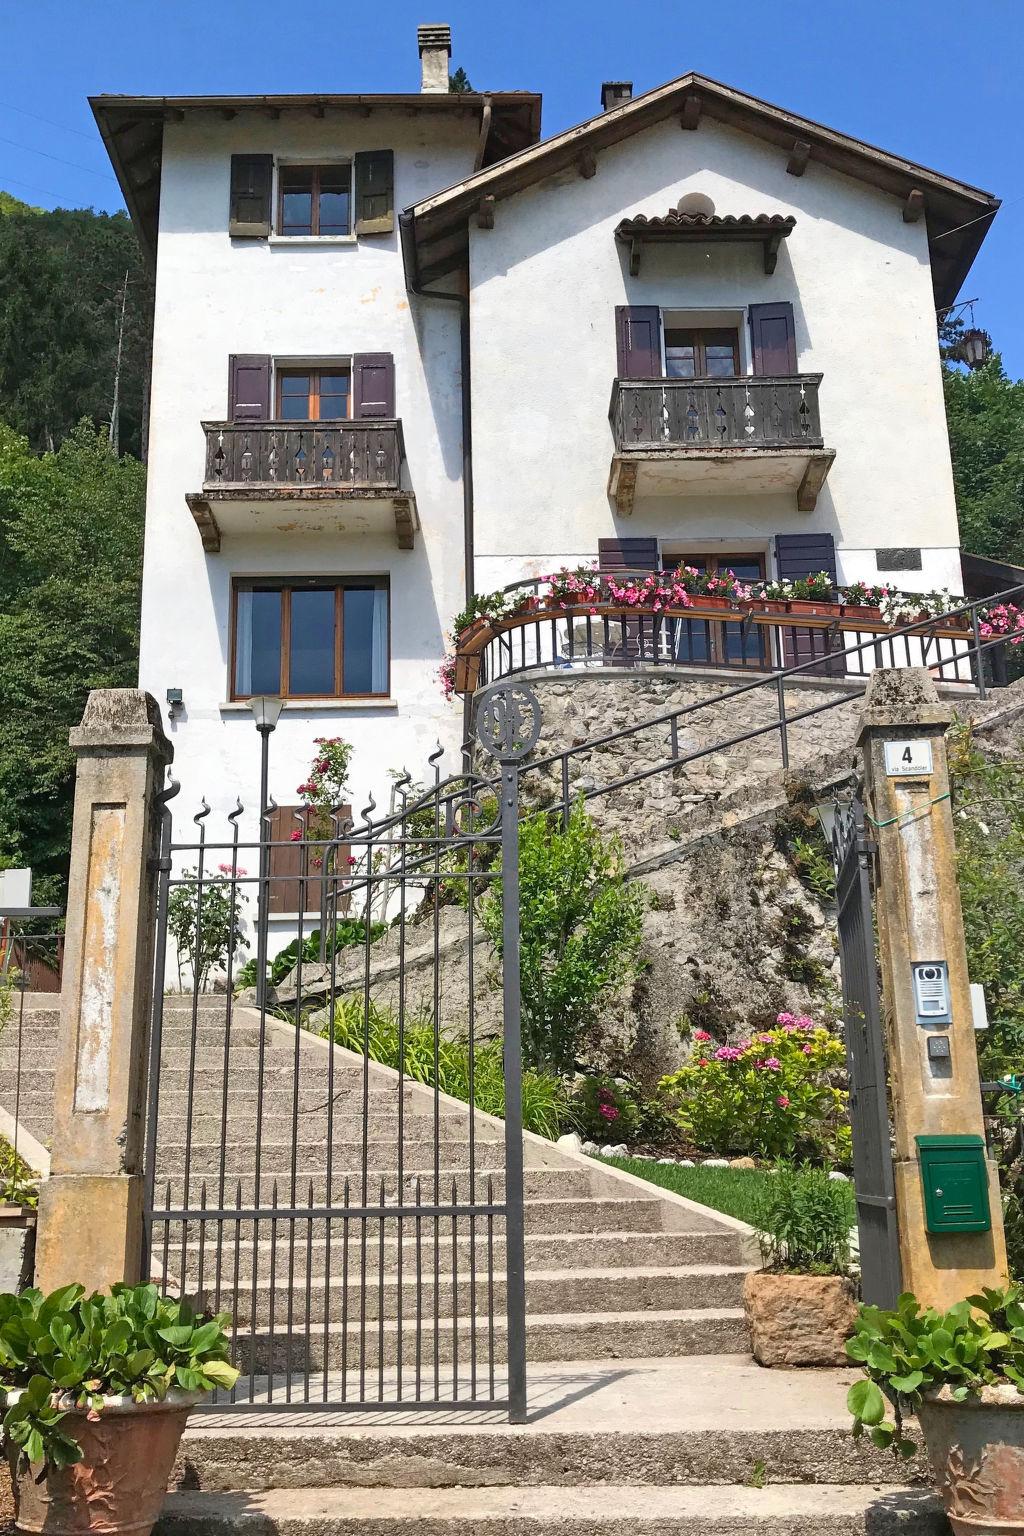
[916, 1135, 991, 1233]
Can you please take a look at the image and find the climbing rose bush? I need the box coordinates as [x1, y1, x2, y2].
[658, 1014, 852, 1162]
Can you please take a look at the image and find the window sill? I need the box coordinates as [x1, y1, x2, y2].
[268, 234, 357, 247]
[220, 698, 398, 714]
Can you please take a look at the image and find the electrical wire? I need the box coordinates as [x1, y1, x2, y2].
[0, 132, 117, 183]
[0, 99, 100, 143]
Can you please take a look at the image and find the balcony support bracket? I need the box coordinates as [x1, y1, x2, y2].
[797, 450, 836, 512]
[609, 458, 638, 517]
[185, 493, 222, 554]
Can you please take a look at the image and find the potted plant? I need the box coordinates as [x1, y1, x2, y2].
[754, 580, 791, 617]
[787, 572, 835, 616]
[743, 1164, 858, 1367]
[0, 1282, 239, 1536]
[847, 1285, 1024, 1534]
[839, 582, 884, 622]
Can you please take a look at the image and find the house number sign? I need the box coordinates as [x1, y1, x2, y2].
[884, 740, 933, 777]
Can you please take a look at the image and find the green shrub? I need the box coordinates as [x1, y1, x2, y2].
[481, 799, 646, 1074]
[0, 1283, 238, 1470]
[326, 997, 567, 1140]
[235, 918, 386, 993]
[752, 1164, 853, 1274]
[167, 867, 248, 993]
[0, 1134, 38, 1208]
[658, 1013, 851, 1162]
[570, 1074, 646, 1144]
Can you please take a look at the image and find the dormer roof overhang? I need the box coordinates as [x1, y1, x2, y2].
[402, 72, 998, 307]
[90, 90, 543, 265]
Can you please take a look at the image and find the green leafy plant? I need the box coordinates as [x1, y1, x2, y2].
[481, 800, 646, 1075]
[0, 1134, 38, 1209]
[752, 1164, 853, 1274]
[570, 1074, 640, 1144]
[658, 1013, 851, 1162]
[296, 736, 353, 845]
[167, 866, 248, 993]
[0, 1284, 238, 1470]
[234, 918, 385, 993]
[847, 1284, 1024, 1456]
[326, 997, 567, 1139]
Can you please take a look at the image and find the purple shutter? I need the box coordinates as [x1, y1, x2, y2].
[228, 154, 273, 238]
[775, 531, 844, 674]
[615, 306, 661, 378]
[353, 150, 395, 235]
[749, 302, 797, 376]
[228, 355, 271, 421]
[352, 353, 395, 419]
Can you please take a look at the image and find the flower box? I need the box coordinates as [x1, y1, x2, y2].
[453, 653, 481, 694]
[840, 603, 880, 622]
[757, 599, 789, 617]
[457, 617, 493, 654]
[691, 594, 734, 613]
[787, 599, 834, 617]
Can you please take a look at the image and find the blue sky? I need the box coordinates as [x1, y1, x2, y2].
[1, 0, 1021, 375]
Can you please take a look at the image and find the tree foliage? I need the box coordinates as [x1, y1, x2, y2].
[941, 311, 1024, 564]
[0, 203, 152, 458]
[0, 422, 145, 901]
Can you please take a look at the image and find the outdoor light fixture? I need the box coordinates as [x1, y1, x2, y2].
[165, 687, 183, 718]
[958, 328, 990, 370]
[247, 695, 284, 732]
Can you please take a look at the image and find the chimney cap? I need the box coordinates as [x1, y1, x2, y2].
[601, 81, 633, 111]
[418, 23, 452, 55]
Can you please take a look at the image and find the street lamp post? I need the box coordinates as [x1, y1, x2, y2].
[247, 695, 284, 1008]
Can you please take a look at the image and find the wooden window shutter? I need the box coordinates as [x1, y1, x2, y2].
[354, 150, 394, 235]
[352, 353, 395, 419]
[615, 306, 661, 378]
[749, 302, 798, 376]
[228, 355, 271, 421]
[229, 154, 273, 238]
[268, 804, 352, 915]
[775, 531, 845, 674]
[598, 537, 659, 571]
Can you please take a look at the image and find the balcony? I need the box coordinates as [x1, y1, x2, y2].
[608, 376, 835, 515]
[186, 420, 418, 551]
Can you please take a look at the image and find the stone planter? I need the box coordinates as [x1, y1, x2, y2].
[743, 1271, 858, 1367]
[6, 1389, 204, 1536]
[918, 1385, 1024, 1535]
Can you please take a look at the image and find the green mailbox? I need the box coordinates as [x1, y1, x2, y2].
[916, 1135, 991, 1234]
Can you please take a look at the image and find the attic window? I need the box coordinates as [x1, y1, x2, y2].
[616, 212, 796, 276]
[279, 164, 352, 236]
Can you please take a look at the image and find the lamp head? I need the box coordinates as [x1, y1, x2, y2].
[247, 695, 284, 731]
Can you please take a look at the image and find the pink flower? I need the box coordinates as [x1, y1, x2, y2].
[755, 1032, 775, 1043]
[802, 1043, 814, 1055]
[599, 1103, 620, 1121]
[760, 1057, 782, 1071]
[794, 1016, 815, 1030]
[698, 1058, 709, 1067]
[290, 830, 302, 842]
[776, 1012, 795, 1026]
[693, 1029, 712, 1042]
[347, 855, 357, 866]
[776, 1094, 791, 1109]
[714, 1046, 743, 1062]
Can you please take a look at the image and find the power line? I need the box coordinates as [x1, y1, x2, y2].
[0, 132, 117, 183]
[0, 99, 101, 144]
[0, 173, 123, 208]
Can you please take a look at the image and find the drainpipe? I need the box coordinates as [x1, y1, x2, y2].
[399, 208, 475, 752]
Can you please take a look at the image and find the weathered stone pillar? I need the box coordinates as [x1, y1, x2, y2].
[34, 691, 172, 1293]
[860, 668, 1007, 1309]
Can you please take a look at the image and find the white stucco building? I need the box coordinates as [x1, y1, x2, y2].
[93, 32, 998, 862]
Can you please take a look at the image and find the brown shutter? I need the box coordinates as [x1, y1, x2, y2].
[775, 531, 844, 675]
[615, 306, 661, 378]
[229, 154, 273, 238]
[354, 150, 395, 235]
[268, 804, 352, 915]
[228, 355, 271, 421]
[352, 353, 395, 419]
[749, 302, 797, 376]
[598, 537, 659, 571]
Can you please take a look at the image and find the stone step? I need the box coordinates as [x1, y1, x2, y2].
[230, 1307, 748, 1371]
[151, 1110, 466, 1140]
[192, 1265, 749, 1327]
[151, 1168, 594, 1204]
[156, 1135, 506, 1167]
[173, 1228, 748, 1282]
[150, 1069, 413, 1094]
[158, 1486, 941, 1534]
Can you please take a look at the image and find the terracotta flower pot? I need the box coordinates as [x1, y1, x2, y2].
[6, 1389, 204, 1536]
[918, 1385, 1024, 1535]
[692, 594, 733, 613]
[840, 603, 879, 622]
[758, 599, 789, 616]
[787, 598, 833, 616]
[743, 1271, 857, 1367]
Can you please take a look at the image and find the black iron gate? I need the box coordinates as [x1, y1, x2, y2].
[832, 793, 902, 1307]
[143, 683, 540, 1420]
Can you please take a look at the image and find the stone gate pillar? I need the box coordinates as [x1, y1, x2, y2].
[34, 691, 172, 1294]
[860, 668, 1007, 1309]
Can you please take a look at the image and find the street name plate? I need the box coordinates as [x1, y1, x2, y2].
[884, 740, 933, 777]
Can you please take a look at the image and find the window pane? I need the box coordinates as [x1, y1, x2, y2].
[343, 586, 387, 694]
[280, 167, 314, 235]
[279, 373, 312, 420]
[318, 373, 350, 420]
[235, 588, 281, 695]
[318, 174, 350, 236]
[289, 588, 336, 695]
[665, 347, 696, 379]
[728, 559, 764, 583]
[705, 344, 736, 377]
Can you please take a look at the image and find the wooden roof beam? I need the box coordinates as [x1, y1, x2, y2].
[477, 195, 495, 229]
[577, 149, 597, 179]
[680, 93, 702, 130]
[787, 140, 811, 177]
[903, 188, 925, 223]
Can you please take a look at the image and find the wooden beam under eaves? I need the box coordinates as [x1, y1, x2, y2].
[680, 94, 702, 130]
[577, 149, 597, 179]
[903, 188, 925, 223]
[477, 195, 495, 229]
[629, 237, 641, 277]
[764, 230, 784, 274]
[787, 140, 811, 177]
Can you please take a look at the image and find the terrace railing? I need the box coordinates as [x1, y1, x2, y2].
[609, 376, 824, 452]
[201, 420, 405, 492]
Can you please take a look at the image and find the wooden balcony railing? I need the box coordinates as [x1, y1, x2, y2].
[201, 420, 405, 491]
[610, 375, 824, 452]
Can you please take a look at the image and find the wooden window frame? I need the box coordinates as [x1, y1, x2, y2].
[664, 326, 741, 379]
[276, 162, 353, 237]
[275, 366, 352, 422]
[230, 577, 390, 701]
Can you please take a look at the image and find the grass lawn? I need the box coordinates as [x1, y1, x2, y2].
[601, 1156, 856, 1228]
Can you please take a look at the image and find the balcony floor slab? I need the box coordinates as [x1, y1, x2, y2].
[608, 447, 835, 514]
[186, 488, 419, 552]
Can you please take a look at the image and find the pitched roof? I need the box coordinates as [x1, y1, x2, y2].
[401, 72, 998, 307]
[90, 90, 542, 264]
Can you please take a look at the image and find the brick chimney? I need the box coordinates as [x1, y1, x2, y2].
[600, 81, 633, 112]
[418, 23, 452, 93]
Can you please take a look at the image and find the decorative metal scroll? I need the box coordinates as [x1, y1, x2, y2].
[475, 684, 542, 761]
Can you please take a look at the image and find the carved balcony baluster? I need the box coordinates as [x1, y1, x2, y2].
[611, 375, 824, 452]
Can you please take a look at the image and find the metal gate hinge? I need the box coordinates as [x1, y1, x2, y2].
[148, 856, 172, 873]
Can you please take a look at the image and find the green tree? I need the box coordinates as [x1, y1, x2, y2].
[0, 422, 145, 902]
[0, 204, 152, 458]
[448, 66, 474, 92]
[941, 317, 1024, 564]
[482, 800, 646, 1074]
